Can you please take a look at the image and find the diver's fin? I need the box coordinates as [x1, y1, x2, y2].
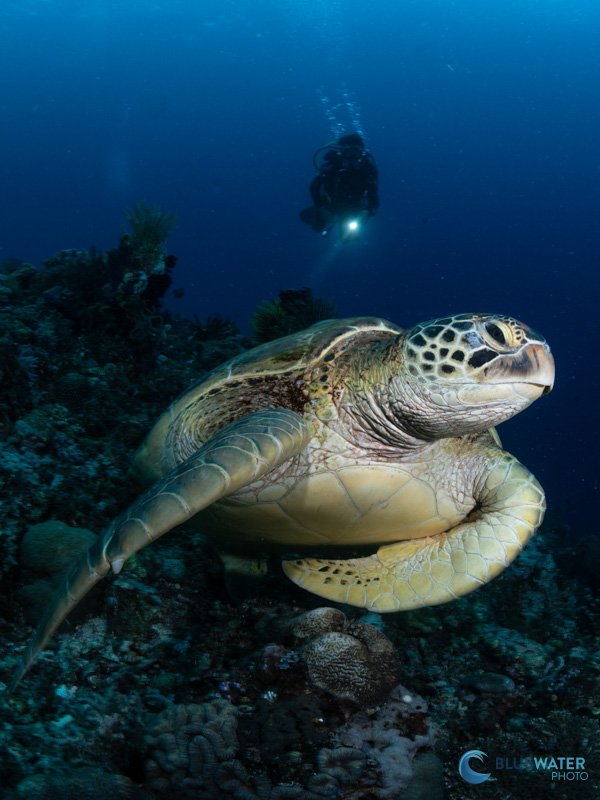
[299, 206, 316, 225]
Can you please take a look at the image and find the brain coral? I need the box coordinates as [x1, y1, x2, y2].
[144, 699, 351, 799]
[145, 699, 239, 799]
[294, 608, 401, 707]
[290, 606, 346, 639]
[143, 685, 433, 798]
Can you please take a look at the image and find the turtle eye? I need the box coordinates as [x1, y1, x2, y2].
[484, 322, 506, 346]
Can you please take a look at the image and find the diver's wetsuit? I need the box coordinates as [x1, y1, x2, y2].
[300, 139, 380, 235]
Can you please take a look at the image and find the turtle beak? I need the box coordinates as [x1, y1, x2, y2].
[484, 342, 555, 396]
[531, 343, 555, 395]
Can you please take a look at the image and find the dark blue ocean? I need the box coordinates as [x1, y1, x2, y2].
[1, 0, 597, 530]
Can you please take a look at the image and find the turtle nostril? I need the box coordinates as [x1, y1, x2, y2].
[485, 322, 506, 346]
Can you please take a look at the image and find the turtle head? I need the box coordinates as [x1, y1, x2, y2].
[390, 313, 554, 439]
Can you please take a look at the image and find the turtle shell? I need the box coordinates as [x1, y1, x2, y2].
[131, 317, 403, 486]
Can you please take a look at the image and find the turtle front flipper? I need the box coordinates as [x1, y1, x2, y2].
[10, 409, 310, 690]
[283, 455, 545, 613]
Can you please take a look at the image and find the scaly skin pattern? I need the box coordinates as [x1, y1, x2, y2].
[197, 429, 488, 550]
[10, 313, 554, 689]
[283, 451, 546, 611]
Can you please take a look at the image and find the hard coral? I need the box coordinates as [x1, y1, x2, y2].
[290, 606, 346, 639]
[145, 692, 424, 799]
[293, 607, 401, 707]
[20, 520, 97, 576]
[317, 745, 366, 783]
[145, 699, 239, 799]
[145, 698, 326, 800]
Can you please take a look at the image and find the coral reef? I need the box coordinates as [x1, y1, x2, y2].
[143, 687, 434, 798]
[0, 232, 599, 799]
[145, 700, 240, 798]
[0, 232, 246, 572]
[1, 526, 599, 799]
[12, 769, 150, 800]
[293, 608, 401, 707]
[339, 685, 433, 794]
[251, 287, 337, 343]
[258, 606, 402, 707]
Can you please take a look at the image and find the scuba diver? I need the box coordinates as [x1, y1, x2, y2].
[299, 132, 380, 239]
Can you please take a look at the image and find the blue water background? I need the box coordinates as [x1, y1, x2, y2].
[0, 0, 598, 532]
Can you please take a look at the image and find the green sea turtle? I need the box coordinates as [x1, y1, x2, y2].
[11, 313, 554, 688]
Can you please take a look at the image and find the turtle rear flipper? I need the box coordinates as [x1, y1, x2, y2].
[283, 455, 545, 612]
[10, 408, 310, 690]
